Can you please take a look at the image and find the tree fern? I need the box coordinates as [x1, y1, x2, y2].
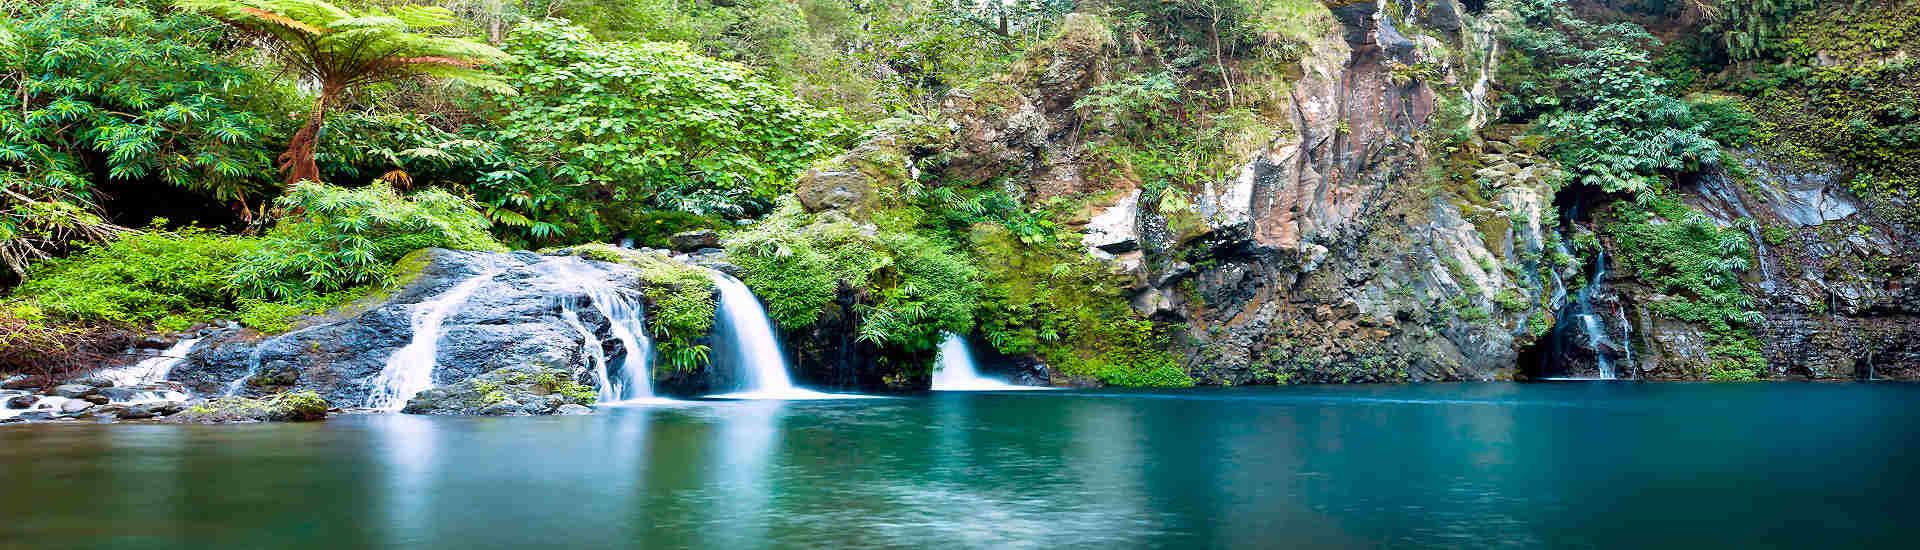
[174, 0, 512, 188]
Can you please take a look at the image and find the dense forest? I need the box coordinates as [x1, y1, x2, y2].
[1, 0, 1915, 406]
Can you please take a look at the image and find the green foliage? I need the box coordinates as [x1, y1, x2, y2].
[231, 182, 504, 301]
[9, 226, 258, 328]
[497, 20, 850, 222]
[531, 0, 1048, 122]
[729, 200, 979, 366]
[567, 244, 716, 372]
[1603, 195, 1766, 379]
[1703, 0, 1819, 61]
[176, 0, 512, 94]
[172, 390, 329, 423]
[0, 0, 286, 276]
[312, 113, 585, 248]
[967, 223, 1190, 387]
[1, 0, 282, 202]
[175, 0, 512, 184]
[1499, 0, 1720, 195]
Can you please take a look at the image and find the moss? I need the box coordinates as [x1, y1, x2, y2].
[169, 391, 329, 423]
[729, 200, 979, 373]
[566, 244, 718, 372]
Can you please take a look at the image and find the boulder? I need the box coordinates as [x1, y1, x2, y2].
[5, 394, 37, 409]
[478, 399, 527, 416]
[82, 395, 111, 405]
[51, 384, 96, 399]
[555, 404, 594, 415]
[117, 405, 159, 420]
[17, 410, 54, 422]
[668, 230, 722, 252]
[59, 399, 93, 414]
[401, 366, 596, 416]
[67, 376, 114, 388]
[1082, 190, 1141, 255]
[172, 249, 695, 409]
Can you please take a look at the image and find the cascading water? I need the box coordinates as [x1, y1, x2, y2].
[99, 338, 201, 389]
[1546, 249, 1623, 380]
[932, 333, 1028, 390]
[366, 271, 499, 410]
[707, 273, 839, 399]
[550, 259, 655, 403]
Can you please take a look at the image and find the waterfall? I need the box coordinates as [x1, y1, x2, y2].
[550, 259, 655, 402]
[1615, 303, 1635, 376]
[932, 333, 1024, 390]
[1545, 247, 1624, 381]
[99, 338, 201, 389]
[366, 271, 498, 410]
[707, 273, 834, 399]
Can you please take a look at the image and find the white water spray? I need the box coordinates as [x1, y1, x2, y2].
[932, 333, 1031, 391]
[707, 273, 845, 400]
[551, 259, 655, 402]
[98, 338, 201, 389]
[366, 271, 498, 410]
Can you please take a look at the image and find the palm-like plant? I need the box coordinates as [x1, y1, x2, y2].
[175, 0, 512, 189]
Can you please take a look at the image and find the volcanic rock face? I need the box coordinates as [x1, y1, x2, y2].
[170, 249, 670, 409]
[1621, 158, 1920, 380]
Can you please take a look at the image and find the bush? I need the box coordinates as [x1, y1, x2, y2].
[1603, 195, 1766, 379]
[729, 200, 979, 368]
[10, 227, 258, 327]
[498, 21, 850, 222]
[231, 182, 504, 301]
[1501, 0, 1721, 194]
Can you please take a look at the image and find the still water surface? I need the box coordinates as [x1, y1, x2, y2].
[3, 383, 1917, 549]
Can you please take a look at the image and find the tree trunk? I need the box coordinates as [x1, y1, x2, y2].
[278, 85, 338, 190]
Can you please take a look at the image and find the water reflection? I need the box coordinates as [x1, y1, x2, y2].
[3, 384, 1918, 549]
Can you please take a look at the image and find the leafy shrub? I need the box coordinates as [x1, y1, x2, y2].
[1603, 195, 1766, 379]
[10, 227, 258, 327]
[498, 21, 850, 221]
[729, 200, 979, 365]
[231, 182, 504, 301]
[0, 0, 286, 278]
[314, 113, 586, 248]
[1500, 0, 1721, 194]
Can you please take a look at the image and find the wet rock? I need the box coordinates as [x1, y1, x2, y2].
[668, 230, 721, 252]
[17, 410, 54, 421]
[51, 384, 96, 398]
[117, 405, 159, 420]
[400, 366, 596, 416]
[478, 399, 527, 416]
[6, 394, 37, 409]
[1, 375, 32, 390]
[555, 404, 593, 415]
[165, 392, 328, 423]
[67, 376, 114, 388]
[173, 248, 684, 408]
[59, 400, 93, 414]
[148, 401, 187, 416]
[82, 395, 111, 405]
[96, 387, 145, 402]
[1082, 190, 1141, 255]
